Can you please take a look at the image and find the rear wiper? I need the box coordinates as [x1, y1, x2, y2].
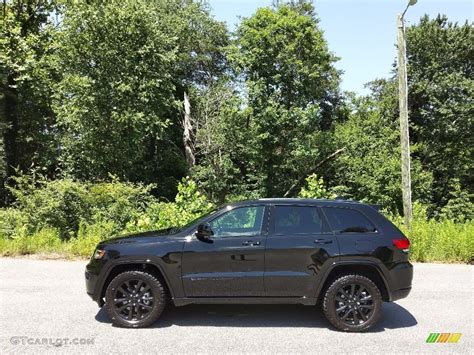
[340, 226, 370, 233]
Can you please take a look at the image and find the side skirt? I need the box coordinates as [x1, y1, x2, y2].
[172, 297, 317, 307]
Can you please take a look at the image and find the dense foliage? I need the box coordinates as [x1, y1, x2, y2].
[0, 1, 472, 261]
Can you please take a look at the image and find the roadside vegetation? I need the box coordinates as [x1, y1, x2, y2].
[1, 1, 472, 262]
[0, 175, 472, 262]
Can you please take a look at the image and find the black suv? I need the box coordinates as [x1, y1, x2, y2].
[85, 198, 412, 332]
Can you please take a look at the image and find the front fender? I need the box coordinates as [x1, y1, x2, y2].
[89, 240, 185, 304]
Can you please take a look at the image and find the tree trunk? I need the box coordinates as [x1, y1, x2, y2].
[183, 91, 195, 169]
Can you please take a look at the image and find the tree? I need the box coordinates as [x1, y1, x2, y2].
[327, 93, 432, 213]
[54, 0, 229, 198]
[229, 1, 344, 197]
[191, 80, 257, 203]
[170, 0, 229, 171]
[0, 0, 59, 204]
[406, 15, 473, 210]
[54, 0, 178, 182]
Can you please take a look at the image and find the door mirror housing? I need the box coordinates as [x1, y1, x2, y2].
[196, 223, 213, 240]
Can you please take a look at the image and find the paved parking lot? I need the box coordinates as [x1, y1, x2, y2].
[0, 258, 472, 354]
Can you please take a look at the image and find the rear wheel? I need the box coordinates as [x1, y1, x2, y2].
[105, 270, 166, 328]
[322, 274, 382, 332]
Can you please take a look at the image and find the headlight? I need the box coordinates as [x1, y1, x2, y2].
[93, 249, 106, 260]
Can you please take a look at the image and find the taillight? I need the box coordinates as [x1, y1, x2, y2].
[393, 238, 410, 252]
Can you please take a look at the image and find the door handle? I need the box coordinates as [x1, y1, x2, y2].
[314, 239, 333, 244]
[242, 240, 261, 246]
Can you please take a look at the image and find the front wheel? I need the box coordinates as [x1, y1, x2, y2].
[322, 274, 382, 332]
[105, 270, 167, 328]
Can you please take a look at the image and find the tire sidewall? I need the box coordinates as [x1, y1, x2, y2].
[105, 270, 166, 328]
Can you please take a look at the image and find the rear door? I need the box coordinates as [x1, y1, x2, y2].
[264, 204, 340, 297]
[321, 206, 379, 262]
[181, 205, 267, 297]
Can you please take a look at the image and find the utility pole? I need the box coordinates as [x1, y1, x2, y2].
[183, 91, 195, 169]
[397, 0, 417, 228]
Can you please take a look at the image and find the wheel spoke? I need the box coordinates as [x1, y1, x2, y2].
[118, 286, 129, 297]
[360, 295, 372, 302]
[135, 280, 143, 292]
[336, 305, 347, 313]
[135, 304, 141, 318]
[335, 296, 345, 303]
[356, 287, 365, 297]
[140, 304, 153, 311]
[359, 304, 374, 309]
[117, 304, 130, 312]
[350, 284, 356, 296]
[352, 308, 359, 323]
[341, 309, 352, 320]
[128, 305, 133, 320]
[138, 286, 151, 297]
[114, 298, 127, 304]
[356, 306, 367, 321]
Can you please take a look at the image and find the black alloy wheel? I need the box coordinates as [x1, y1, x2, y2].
[105, 270, 167, 328]
[322, 274, 382, 332]
[334, 283, 374, 326]
[113, 279, 154, 322]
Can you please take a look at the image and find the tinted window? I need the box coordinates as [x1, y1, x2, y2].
[210, 206, 265, 237]
[323, 207, 377, 233]
[274, 206, 326, 235]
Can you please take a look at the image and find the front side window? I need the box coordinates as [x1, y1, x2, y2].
[274, 206, 327, 235]
[210, 206, 265, 237]
[322, 207, 377, 233]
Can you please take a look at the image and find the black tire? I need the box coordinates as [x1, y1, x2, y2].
[322, 274, 382, 332]
[105, 270, 167, 328]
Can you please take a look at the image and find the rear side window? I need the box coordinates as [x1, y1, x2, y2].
[323, 207, 377, 233]
[274, 206, 328, 234]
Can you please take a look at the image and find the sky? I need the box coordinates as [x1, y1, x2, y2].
[207, 0, 473, 94]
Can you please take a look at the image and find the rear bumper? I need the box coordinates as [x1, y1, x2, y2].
[388, 262, 413, 301]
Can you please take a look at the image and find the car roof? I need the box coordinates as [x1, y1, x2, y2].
[228, 198, 365, 207]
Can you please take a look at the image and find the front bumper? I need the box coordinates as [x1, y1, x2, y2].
[85, 270, 99, 300]
[391, 286, 412, 301]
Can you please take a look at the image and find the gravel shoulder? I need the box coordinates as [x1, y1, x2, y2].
[0, 258, 472, 354]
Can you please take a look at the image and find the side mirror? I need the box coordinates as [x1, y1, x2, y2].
[196, 223, 213, 240]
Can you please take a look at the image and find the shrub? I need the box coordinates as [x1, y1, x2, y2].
[125, 178, 214, 233]
[0, 227, 63, 256]
[298, 174, 336, 200]
[67, 221, 117, 257]
[392, 203, 473, 263]
[0, 208, 28, 239]
[7, 173, 156, 239]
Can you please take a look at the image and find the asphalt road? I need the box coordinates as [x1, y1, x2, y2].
[0, 258, 472, 354]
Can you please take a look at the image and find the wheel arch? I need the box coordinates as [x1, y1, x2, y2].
[317, 262, 390, 302]
[99, 262, 173, 306]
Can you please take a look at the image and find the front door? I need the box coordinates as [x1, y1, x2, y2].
[264, 204, 340, 297]
[182, 205, 267, 297]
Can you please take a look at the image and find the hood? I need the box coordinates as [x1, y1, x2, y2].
[102, 227, 179, 245]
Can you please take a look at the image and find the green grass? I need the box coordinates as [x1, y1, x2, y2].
[396, 218, 473, 263]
